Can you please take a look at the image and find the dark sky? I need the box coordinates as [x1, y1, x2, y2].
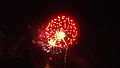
[0, 0, 110, 68]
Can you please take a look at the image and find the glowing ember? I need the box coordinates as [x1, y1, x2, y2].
[33, 15, 78, 54]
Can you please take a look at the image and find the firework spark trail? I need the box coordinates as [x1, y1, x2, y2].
[64, 45, 68, 68]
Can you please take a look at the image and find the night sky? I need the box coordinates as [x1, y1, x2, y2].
[0, 0, 109, 68]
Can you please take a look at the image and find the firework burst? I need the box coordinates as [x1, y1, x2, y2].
[33, 15, 78, 54]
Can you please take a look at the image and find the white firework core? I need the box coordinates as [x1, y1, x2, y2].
[48, 29, 66, 47]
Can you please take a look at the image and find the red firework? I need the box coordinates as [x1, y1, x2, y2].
[33, 15, 78, 54]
